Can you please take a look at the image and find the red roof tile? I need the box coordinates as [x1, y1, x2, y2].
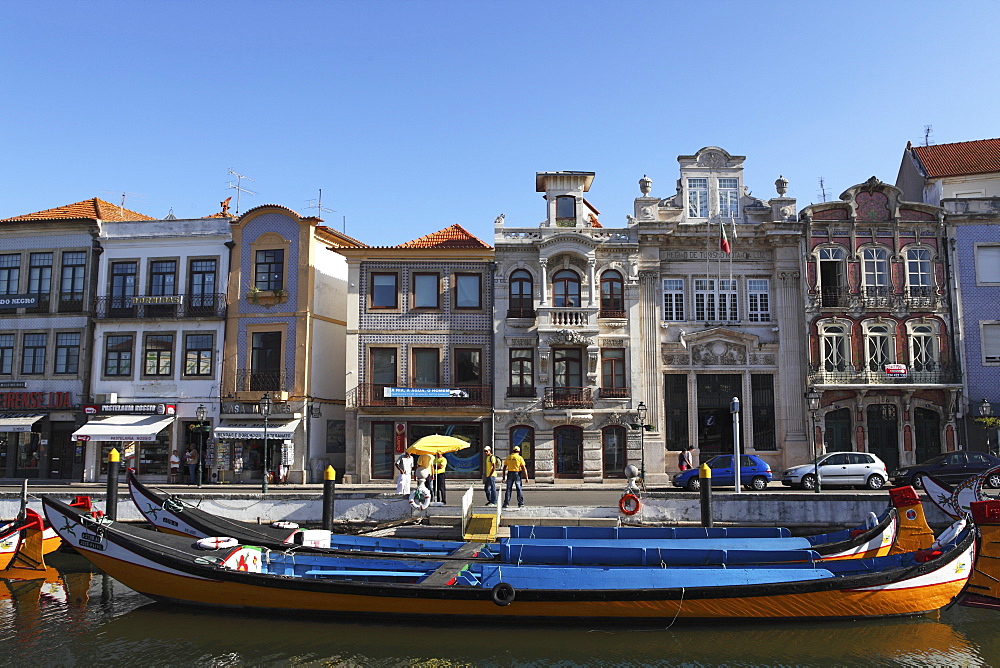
[396, 224, 492, 249]
[1, 197, 155, 223]
[912, 138, 1000, 178]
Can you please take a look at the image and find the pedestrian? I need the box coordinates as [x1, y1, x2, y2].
[433, 451, 448, 503]
[395, 451, 413, 495]
[679, 445, 695, 472]
[184, 445, 199, 485]
[169, 449, 181, 483]
[482, 445, 502, 506]
[502, 445, 529, 509]
[279, 440, 294, 484]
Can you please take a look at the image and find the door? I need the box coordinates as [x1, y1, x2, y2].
[708, 455, 735, 487]
[697, 375, 741, 458]
[818, 452, 851, 486]
[554, 425, 582, 477]
[866, 404, 900, 471]
[824, 408, 852, 452]
[914, 408, 941, 464]
[47, 423, 77, 480]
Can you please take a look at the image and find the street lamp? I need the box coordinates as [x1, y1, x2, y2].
[259, 392, 273, 494]
[807, 389, 822, 493]
[635, 401, 648, 482]
[195, 404, 207, 488]
[979, 398, 993, 455]
[730, 397, 741, 494]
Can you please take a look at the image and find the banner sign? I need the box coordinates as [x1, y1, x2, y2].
[0, 392, 73, 410]
[383, 387, 469, 398]
[131, 295, 183, 305]
[83, 403, 176, 415]
[0, 295, 38, 308]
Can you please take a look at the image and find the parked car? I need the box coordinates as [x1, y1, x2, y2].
[890, 451, 1000, 489]
[781, 452, 888, 490]
[672, 454, 772, 491]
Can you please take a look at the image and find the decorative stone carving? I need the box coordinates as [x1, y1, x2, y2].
[749, 353, 776, 365]
[600, 411, 631, 427]
[588, 352, 598, 373]
[507, 337, 536, 347]
[547, 329, 593, 345]
[691, 341, 747, 366]
[542, 410, 594, 425]
[698, 150, 727, 168]
[498, 408, 535, 428]
[664, 353, 690, 365]
[602, 339, 627, 348]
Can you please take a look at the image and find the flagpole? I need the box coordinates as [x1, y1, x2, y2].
[729, 216, 735, 320]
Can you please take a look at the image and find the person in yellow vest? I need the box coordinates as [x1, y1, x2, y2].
[433, 452, 448, 503]
[502, 445, 529, 508]
[482, 445, 502, 506]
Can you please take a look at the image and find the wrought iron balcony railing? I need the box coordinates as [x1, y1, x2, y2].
[543, 386, 593, 409]
[598, 309, 626, 319]
[354, 383, 492, 408]
[94, 293, 228, 319]
[506, 385, 537, 398]
[234, 369, 288, 393]
[599, 387, 630, 399]
[808, 363, 959, 386]
[506, 307, 536, 319]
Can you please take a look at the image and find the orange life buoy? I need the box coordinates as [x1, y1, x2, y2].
[619, 493, 640, 516]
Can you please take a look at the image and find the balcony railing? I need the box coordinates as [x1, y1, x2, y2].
[904, 286, 940, 310]
[94, 293, 228, 319]
[506, 385, 536, 398]
[538, 306, 596, 328]
[59, 294, 85, 313]
[355, 383, 492, 408]
[813, 286, 854, 309]
[234, 369, 288, 393]
[543, 386, 593, 409]
[598, 309, 626, 319]
[861, 286, 894, 309]
[808, 363, 959, 386]
[506, 307, 536, 319]
[599, 387, 630, 399]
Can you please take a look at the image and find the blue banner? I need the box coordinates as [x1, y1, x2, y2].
[382, 387, 469, 398]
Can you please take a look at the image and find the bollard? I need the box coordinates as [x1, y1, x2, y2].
[322, 465, 337, 531]
[699, 463, 713, 528]
[106, 448, 121, 521]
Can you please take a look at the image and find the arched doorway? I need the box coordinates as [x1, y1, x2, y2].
[913, 408, 941, 463]
[866, 404, 899, 471]
[824, 408, 852, 452]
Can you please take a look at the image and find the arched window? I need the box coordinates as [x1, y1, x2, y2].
[906, 248, 933, 304]
[600, 270, 624, 317]
[861, 248, 890, 306]
[818, 247, 847, 307]
[820, 322, 850, 373]
[909, 323, 939, 375]
[554, 425, 583, 477]
[864, 322, 895, 372]
[552, 270, 581, 307]
[602, 425, 627, 478]
[509, 425, 534, 478]
[507, 269, 534, 318]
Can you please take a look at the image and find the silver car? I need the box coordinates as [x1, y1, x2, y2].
[781, 452, 889, 490]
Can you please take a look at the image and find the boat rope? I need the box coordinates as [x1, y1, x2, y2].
[665, 587, 685, 628]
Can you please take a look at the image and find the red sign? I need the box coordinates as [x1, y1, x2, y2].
[394, 422, 406, 453]
[0, 391, 74, 410]
[76, 435, 90, 442]
[885, 364, 908, 376]
[83, 403, 176, 415]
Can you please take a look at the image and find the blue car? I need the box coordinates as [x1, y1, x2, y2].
[672, 454, 773, 491]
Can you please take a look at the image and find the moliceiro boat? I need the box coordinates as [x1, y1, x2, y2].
[42, 495, 984, 623]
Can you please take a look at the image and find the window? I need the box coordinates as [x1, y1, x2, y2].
[55, 333, 80, 374]
[719, 279, 737, 321]
[143, 334, 174, 376]
[250, 331, 282, 390]
[0, 254, 20, 297]
[188, 259, 218, 314]
[0, 334, 12, 374]
[254, 250, 284, 291]
[454, 348, 481, 385]
[556, 196, 576, 220]
[687, 178, 708, 217]
[149, 260, 176, 296]
[105, 334, 133, 376]
[601, 348, 627, 397]
[508, 269, 534, 317]
[719, 178, 739, 218]
[821, 323, 850, 372]
[694, 278, 717, 321]
[865, 323, 894, 371]
[184, 333, 214, 376]
[552, 270, 580, 307]
[370, 273, 398, 309]
[508, 349, 534, 397]
[910, 324, 938, 372]
[553, 348, 583, 388]
[21, 334, 45, 374]
[602, 426, 627, 478]
[861, 248, 889, 302]
[751, 374, 776, 451]
[819, 247, 847, 307]
[455, 273, 482, 309]
[747, 279, 770, 322]
[110, 261, 137, 313]
[371, 422, 395, 479]
[906, 248, 932, 300]
[663, 279, 685, 321]
[976, 246, 1000, 285]
[413, 273, 439, 309]
[412, 348, 439, 386]
[60, 251, 86, 312]
[600, 270, 624, 316]
[510, 425, 534, 478]
[370, 348, 397, 385]
[27, 252, 52, 311]
[984, 324, 1000, 364]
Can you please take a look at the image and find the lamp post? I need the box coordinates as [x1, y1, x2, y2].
[636, 401, 648, 482]
[979, 398, 993, 456]
[730, 397, 741, 494]
[195, 404, 207, 488]
[807, 389, 822, 493]
[259, 392, 273, 494]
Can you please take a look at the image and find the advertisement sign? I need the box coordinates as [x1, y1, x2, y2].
[884, 364, 908, 377]
[83, 403, 176, 415]
[383, 387, 469, 398]
[0, 295, 38, 308]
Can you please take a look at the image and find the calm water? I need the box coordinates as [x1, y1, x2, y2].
[1, 552, 998, 667]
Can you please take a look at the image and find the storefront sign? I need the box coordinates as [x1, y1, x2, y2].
[0, 391, 73, 410]
[0, 295, 38, 307]
[0, 381, 26, 389]
[383, 387, 469, 398]
[131, 295, 184, 305]
[83, 403, 176, 415]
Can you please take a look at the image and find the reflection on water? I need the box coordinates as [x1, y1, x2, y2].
[0, 552, 996, 667]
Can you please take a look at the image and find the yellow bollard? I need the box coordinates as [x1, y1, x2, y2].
[699, 463, 713, 527]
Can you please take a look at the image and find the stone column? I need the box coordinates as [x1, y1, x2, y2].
[778, 268, 808, 466]
[638, 270, 664, 477]
[588, 259, 596, 307]
[539, 258, 549, 305]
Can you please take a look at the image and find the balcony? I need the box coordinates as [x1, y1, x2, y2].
[599, 387, 630, 400]
[812, 286, 854, 309]
[506, 307, 536, 319]
[355, 383, 492, 408]
[506, 385, 537, 398]
[94, 293, 228, 319]
[598, 309, 626, 319]
[234, 369, 289, 401]
[808, 363, 959, 386]
[538, 306, 597, 328]
[861, 286, 894, 309]
[543, 386, 593, 409]
[904, 286, 940, 310]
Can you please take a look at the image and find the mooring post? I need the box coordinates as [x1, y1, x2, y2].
[699, 463, 713, 528]
[322, 465, 337, 531]
[106, 448, 120, 521]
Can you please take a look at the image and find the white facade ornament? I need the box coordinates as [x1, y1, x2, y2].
[690, 341, 747, 366]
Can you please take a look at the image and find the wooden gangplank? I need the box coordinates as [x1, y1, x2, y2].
[463, 513, 498, 542]
[419, 542, 487, 586]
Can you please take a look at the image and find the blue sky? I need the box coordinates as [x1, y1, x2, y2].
[2, 2, 998, 247]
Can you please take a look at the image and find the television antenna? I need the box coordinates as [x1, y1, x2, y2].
[101, 191, 147, 216]
[305, 188, 336, 219]
[817, 177, 829, 202]
[227, 168, 257, 215]
[923, 125, 934, 146]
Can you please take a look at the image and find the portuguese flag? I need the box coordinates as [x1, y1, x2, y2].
[720, 220, 731, 254]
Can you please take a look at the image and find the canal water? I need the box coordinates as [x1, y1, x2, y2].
[1, 552, 997, 667]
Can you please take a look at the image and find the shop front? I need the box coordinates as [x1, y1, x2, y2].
[0, 389, 82, 480]
[73, 405, 176, 482]
[369, 420, 484, 480]
[214, 418, 300, 483]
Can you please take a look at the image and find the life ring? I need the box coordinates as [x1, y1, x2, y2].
[196, 536, 239, 550]
[619, 493, 641, 516]
[409, 489, 431, 511]
[271, 521, 299, 530]
[931, 519, 966, 550]
[491, 582, 515, 606]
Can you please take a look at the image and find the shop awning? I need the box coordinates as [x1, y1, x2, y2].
[72, 415, 175, 442]
[214, 419, 300, 441]
[0, 414, 44, 433]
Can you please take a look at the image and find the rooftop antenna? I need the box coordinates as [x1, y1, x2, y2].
[817, 177, 829, 202]
[924, 125, 934, 146]
[101, 191, 146, 216]
[227, 168, 257, 215]
[305, 188, 336, 219]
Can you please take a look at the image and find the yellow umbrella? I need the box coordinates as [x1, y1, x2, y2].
[406, 434, 471, 455]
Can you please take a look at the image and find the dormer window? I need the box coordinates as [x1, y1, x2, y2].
[719, 178, 740, 218]
[687, 179, 708, 217]
[556, 196, 576, 222]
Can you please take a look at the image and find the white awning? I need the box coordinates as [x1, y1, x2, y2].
[214, 419, 300, 441]
[72, 415, 175, 442]
[0, 414, 44, 432]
